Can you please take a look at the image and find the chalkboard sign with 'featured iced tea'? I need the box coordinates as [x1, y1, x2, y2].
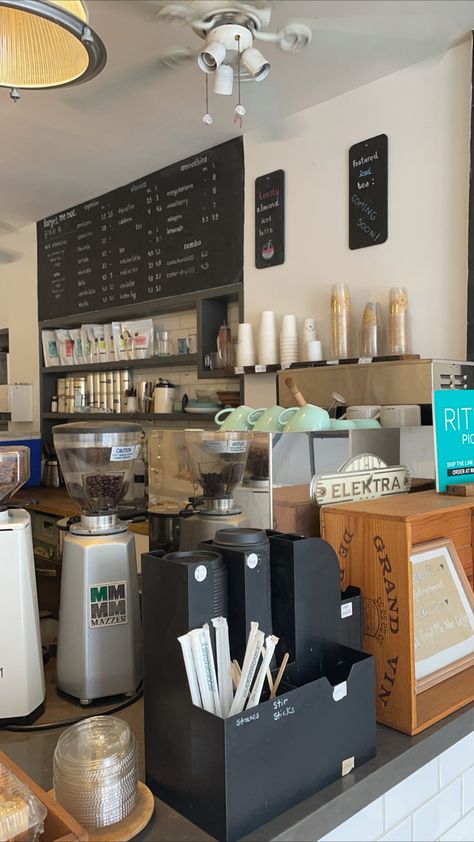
[349, 134, 388, 250]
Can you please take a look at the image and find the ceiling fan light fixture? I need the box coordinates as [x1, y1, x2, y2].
[213, 62, 233, 95]
[197, 38, 226, 73]
[241, 46, 270, 80]
[0, 0, 106, 90]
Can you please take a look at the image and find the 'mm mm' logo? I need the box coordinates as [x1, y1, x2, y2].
[89, 581, 128, 628]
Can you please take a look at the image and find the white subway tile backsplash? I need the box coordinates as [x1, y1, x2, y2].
[412, 779, 461, 841]
[384, 759, 439, 830]
[378, 816, 412, 841]
[462, 766, 474, 815]
[319, 798, 384, 841]
[439, 732, 474, 787]
[440, 809, 474, 841]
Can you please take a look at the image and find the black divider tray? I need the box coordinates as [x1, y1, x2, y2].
[146, 641, 375, 841]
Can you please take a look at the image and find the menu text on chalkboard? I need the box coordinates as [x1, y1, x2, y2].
[255, 169, 285, 269]
[37, 138, 244, 321]
[349, 134, 388, 250]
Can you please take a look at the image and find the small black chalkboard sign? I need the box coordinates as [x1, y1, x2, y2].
[349, 134, 388, 250]
[255, 169, 285, 268]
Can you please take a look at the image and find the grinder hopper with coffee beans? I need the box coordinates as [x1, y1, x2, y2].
[52, 421, 143, 705]
[175, 430, 252, 550]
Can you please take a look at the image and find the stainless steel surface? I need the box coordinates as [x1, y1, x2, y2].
[277, 359, 474, 409]
[199, 497, 240, 514]
[149, 510, 182, 552]
[70, 512, 128, 535]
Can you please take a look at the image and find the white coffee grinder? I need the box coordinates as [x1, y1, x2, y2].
[53, 422, 142, 705]
[0, 446, 45, 722]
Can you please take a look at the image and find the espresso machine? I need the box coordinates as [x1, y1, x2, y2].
[177, 430, 251, 550]
[0, 446, 45, 722]
[53, 421, 142, 704]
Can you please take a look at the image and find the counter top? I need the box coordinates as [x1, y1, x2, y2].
[12, 487, 148, 534]
[1, 682, 474, 841]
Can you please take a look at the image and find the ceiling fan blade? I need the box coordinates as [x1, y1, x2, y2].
[0, 219, 18, 236]
[61, 47, 197, 112]
[104, 0, 164, 22]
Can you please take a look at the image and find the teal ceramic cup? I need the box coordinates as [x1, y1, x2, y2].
[248, 405, 285, 432]
[351, 418, 381, 429]
[329, 419, 357, 430]
[214, 405, 254, 431]
[278, 404, 331, 432]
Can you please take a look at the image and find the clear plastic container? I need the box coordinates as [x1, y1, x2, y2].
[0, 761, 47, 842]
[388, 287, 410, 355]
[0, 447, 30, 508]
[331, 282, 351, 359]
[53, 716, 138, 829]
[359, 301, 384, 357]
[52, 422, 142, 515]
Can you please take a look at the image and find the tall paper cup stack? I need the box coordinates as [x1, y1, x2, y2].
[237, 323, 256, 367]
[258, 310, 278, 365]
[388, 287, 410, 355]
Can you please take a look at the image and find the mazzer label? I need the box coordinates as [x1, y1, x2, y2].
[89, 581, 128, 628]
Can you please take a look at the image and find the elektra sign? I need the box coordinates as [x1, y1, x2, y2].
[433, 390, 474, 491]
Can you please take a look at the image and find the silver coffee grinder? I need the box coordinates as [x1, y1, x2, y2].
[178, 430, 251, 550]
[53, 421, 142, 704]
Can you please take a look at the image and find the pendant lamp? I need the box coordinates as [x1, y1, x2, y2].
[0, 0, 106, 97]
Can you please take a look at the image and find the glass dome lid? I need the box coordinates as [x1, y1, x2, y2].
[53, 421, 142, 515]
[0, 445, 30, 507]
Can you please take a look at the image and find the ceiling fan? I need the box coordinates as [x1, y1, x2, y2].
[0, 219, 21, 265]
[154, 1, 312, 124]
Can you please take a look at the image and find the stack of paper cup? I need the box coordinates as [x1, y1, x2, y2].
[331, 282, 351, 359]
[280, 314, 299, 366]
[258, 310, 278, 365]
[236, 323, 256, 367]
[303, 318, 317, 343]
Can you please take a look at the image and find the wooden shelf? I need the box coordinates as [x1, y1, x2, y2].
[235, 355, 421, 375]
[42, 411, 217, 422]
[41, 355, 199, 374]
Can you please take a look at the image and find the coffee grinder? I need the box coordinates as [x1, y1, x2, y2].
[0, 446, 45, 722]
[53, 422, 142, 704]
[178, 430, 251, 550]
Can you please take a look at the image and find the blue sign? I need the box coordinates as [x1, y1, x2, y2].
[433, 390, 474, 491]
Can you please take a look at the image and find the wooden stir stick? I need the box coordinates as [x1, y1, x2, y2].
[285, 377, 307, 407]
[270, 653, 289, 699]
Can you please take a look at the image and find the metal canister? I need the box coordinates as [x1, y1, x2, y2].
[74, 376, 86, 410]
[86, 373, 94, 408]
[57, 378, 66, 397]
[66, 395, 75, 414]
[113, 371, 122, 414]
[99, 370, 107, 411]
[65, 376, 75, 398]
[120, 369, 131, 411]
[58, 395, 66, 413]
[93, 372, 101, 409]
[106, 369, 114, 411]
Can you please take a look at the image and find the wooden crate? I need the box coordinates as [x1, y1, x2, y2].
[321, 490, 474, 735]
[273, 484, 321, 537]
[0, 750, 88, 842]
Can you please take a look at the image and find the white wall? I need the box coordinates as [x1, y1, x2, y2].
[0, 40, 471, 426]
[320, 730, 474, 842]
[0, 223, 39, 433]
[243, 41, 472, 407]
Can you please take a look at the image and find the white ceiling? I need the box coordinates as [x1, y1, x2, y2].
[1, 0, 474, 229]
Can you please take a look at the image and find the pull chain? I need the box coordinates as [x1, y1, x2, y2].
[234, 34, 245, 128]
[202, 73, 213, 125]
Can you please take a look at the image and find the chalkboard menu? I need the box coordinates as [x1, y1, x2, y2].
[37, 137, 244, 321]
[349, 134, 388, 250]
[255, 169, 285, 268]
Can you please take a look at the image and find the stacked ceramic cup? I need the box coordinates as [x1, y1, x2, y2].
[236, 323, 256, 367]
[258, 310, 278, 365]
[280, 314, 300, 366]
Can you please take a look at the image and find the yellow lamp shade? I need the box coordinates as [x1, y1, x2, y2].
[0, 0, 106, 89]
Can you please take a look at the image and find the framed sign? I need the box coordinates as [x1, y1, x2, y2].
[349, 134, 388, 250]
[255, 169, 285, 268]
[411, 539, 474, 693]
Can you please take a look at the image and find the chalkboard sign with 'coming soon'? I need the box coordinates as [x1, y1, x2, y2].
[37, 137, 244, 321]
[349, 134, 388, 250]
